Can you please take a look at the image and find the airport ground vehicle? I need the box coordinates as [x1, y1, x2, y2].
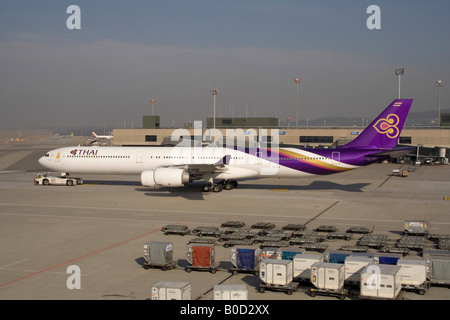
[34, 173, 80, 186]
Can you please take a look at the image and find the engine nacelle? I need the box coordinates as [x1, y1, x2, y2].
[141, 168, 190, 187]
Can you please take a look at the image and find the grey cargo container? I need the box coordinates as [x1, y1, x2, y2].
[424, 255, 450, 285]
[143, 241, 175, 270]
[151, 281, 191, 300]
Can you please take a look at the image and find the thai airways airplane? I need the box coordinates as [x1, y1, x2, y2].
[39, 99, 413, 192]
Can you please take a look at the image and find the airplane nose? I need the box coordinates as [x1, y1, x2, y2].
[38, 156, 46, 167]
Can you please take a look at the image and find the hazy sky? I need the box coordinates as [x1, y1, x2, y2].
[1, 1, 449, 130]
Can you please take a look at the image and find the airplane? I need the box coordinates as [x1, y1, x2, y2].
[39, 99, 413, 192]
[92, 132, 113, 140]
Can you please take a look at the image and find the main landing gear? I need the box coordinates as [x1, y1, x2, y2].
[202, 180, 238, 193]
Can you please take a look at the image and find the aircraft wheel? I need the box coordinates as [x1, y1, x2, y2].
[212, 184, 223, 192]
[202, 184, 211, 192]
[224, 181, 234, 190]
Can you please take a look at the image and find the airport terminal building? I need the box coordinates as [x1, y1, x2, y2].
[111, 117, 450, 162]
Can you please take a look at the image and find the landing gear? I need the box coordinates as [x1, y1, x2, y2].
[202, 180, 238, 193]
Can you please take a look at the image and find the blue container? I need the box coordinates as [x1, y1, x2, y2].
[236, 249, 256, 270]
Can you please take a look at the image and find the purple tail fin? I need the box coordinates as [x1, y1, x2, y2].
[341, 99, 413, 149]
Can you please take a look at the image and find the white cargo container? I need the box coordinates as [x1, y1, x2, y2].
[151, 281, 191, 300]
[259, 259, 293, 285]
[293, 253, 324, 281]
[360, 264, 402, 299]
[310, 262, 345, 290]
[397, 259, 430, 294]
[344, 256, 374, 284]
[213, 284, 248, 300]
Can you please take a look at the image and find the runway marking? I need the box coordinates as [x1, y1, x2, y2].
[0, 228, 160, 289]
[1, 259, 27, 269]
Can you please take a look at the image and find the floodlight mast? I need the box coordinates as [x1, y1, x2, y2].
[395, 68, 404, 99]
[436, 80, 444, 128]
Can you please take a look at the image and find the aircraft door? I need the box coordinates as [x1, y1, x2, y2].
[136, 152, 144, 163]
[332, 152, 340, 165]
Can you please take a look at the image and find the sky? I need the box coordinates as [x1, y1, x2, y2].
[1, 0, 449, 130]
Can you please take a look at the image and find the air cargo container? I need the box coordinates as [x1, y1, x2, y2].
[397, 259, 430, 295]
[230, 247, 261, 275]
[374, 252, 402, 265]
[258, 259, 299, 294]
[151, 281, 191, 300]
[259, 247, 278, 260]
[276, 248, 305, 260]
[185, 243, 219, 273]
[259, 259, 293, 285]
[143, 241, 176, 270]
[325, 250, 352, 264]
[424, 255, 450, 286]
[360, 264, 402, 299]
[311, 262, 345, 290]
[344, 256, 374, 285]
[293, 253, 324, 281]
[310, 262, 348, 299]
[213, 285, 248, 300]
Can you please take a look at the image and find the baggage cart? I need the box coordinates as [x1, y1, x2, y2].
[374, 252, 402, 265]
[315, 225, 337, 233]
[328, 232, 353, 241]
[193, 226, 222, 238]
[379, 246, 410, 256]
[282, 224, 306, 231]
[251, 222, 275, 230]
[258, 281, 299, 295]
[310, 262, 348, 300]
[300, 243, 328, 253]
[185, 243, 220, 273]
[358, 234, 388, 249]
[230, 247, 261, 275]
[143, 241, 176, 271]
[161, 224, 190, 236]
[188, 237, 217, 245]
[223, 239, 254, 248]
[339, 245, 369, 252]
[347, 226, 373, 234]
[151, 281, 191, 300]
[214, 284, 248, 300]
[221, 221, 245, 228]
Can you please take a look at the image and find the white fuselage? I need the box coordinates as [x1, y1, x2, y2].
[38, 146, 324, 180]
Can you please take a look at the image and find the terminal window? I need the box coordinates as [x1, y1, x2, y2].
[299, 136, 333, 144]
[145, 135, 157, 142]
[399, 137, 412, 144]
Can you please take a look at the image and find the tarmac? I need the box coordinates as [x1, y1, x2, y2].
[0, 135, 449, 302]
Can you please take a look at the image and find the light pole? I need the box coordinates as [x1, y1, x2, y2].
[150, 99, 156, 116]
[436, 80, 444, 128]
[211, 88, 218, 134]
[294, 78, 301, 128]
[395, 68, 404, 99]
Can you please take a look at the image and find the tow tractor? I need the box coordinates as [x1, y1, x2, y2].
[34, 173, 83, 186]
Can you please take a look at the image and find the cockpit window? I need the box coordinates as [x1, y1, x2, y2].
[44, 154, 49, 157]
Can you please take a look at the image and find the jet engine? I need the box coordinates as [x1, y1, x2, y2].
[141, 168, 190, 187]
